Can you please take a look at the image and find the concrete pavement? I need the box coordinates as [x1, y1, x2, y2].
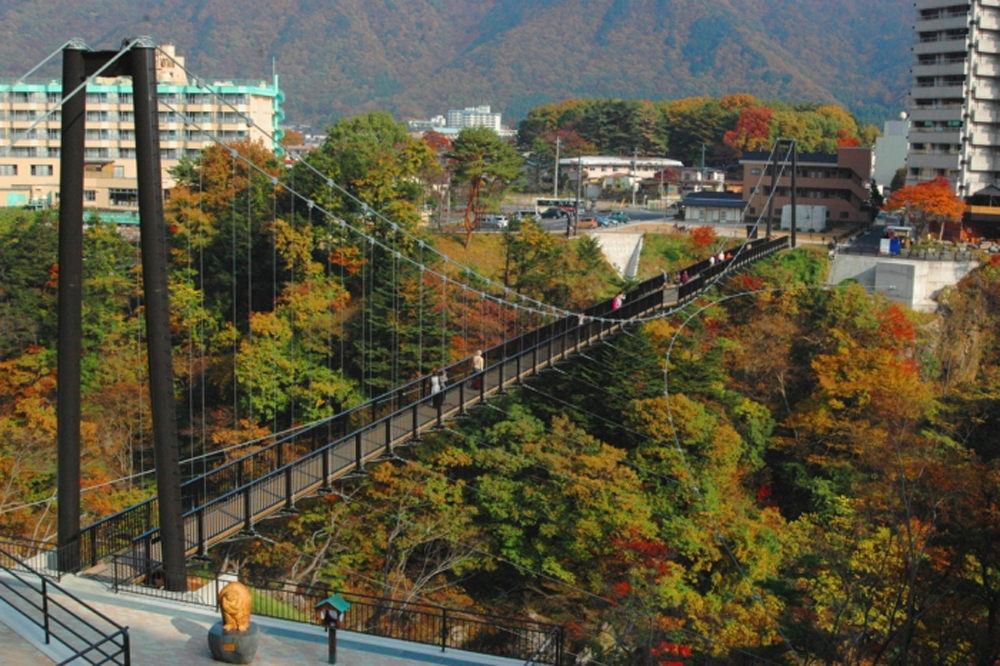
[0, 573, 527, 666]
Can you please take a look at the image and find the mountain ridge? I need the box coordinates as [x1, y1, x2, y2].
[0, 0, 914, 129]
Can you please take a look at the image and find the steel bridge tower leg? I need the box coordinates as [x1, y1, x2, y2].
[55, 39, 187, 590]
[56, 42, 87, 573]
[131, 40, 188, 592]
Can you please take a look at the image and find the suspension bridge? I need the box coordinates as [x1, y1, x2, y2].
[0, 38, 800, 664]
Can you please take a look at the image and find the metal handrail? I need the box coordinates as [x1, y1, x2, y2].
[523, 626, 564, 665]
[110, 558, 561, 664]
[0, 546, 130, 665]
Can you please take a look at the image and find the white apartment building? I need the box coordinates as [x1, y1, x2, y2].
[0, 45, 284, 213]
[906, 0, 1000, 197]
[446, 105, 502, 132]
[558, 155, 685, 190]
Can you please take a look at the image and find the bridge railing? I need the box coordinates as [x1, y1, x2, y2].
[109, 557, 562, 664]
[678, 235, 789, 303]
[0, 546, 130, 665]
[75, 236, 789, 570]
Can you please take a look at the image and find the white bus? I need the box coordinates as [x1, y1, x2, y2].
[534, 197, 584, 216]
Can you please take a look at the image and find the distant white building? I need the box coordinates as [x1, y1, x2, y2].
[874, 118, 909, 191]
[407, 105, 515, 138]
[406, 115, 447, 132]
[559, 155, 684, 191]
[446, 105, 502, 131]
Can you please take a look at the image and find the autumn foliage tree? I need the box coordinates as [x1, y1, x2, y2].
[722, 106, 774, 155]
[884, 176, 966, 241]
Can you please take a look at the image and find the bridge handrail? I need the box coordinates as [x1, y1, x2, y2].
[0, 546, 130, 665]
[76, 236, 789, 570]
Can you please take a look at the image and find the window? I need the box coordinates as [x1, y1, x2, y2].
[750, 168, 762, 175]
[84, 190, 96, 202]
[113, 166, 124, 178]
[0, 164, 17, 176]
[30, 165, 52, 176]
[109, 188, 137, 206]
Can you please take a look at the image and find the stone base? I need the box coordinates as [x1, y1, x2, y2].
[208, 621, 259, 664]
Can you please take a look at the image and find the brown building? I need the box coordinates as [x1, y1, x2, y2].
[740, 146, 874, 228]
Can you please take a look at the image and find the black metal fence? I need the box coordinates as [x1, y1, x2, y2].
[110, 557, 562, 664]
[836, 243, 977, 262]
[0, 536, 64, 581]
[0, 546, 130, 665]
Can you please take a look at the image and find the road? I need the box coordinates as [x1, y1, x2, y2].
[536, 207, 673, 234]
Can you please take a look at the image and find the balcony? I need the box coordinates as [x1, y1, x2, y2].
[913, 62, 967, 77]
[907, 151, 960, 170]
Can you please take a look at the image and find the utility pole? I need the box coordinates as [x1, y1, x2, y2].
[701, 143, 707, 191]
[574, 152, 583, 237]
[660, 161, 666, 223]
[630, 147, 637, 208]
[553, 136, 561, 196]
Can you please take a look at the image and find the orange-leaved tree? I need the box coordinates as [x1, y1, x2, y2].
[722, 106, 774, 155]
[884, 176, 965, 241]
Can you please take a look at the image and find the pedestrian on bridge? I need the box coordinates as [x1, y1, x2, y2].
[472, 351, 484, 389]
[431, 368, 446, 409]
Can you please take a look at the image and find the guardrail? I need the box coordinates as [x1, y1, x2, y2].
[0, 546, 130, 665]
[73, 235, 790, 571]
[110, 557, 561, 664]
[836, 244, 977, 262]
[0, 536, 64, 581]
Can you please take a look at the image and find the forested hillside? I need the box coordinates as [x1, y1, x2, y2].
[4, 111, 1000, 662]
[0, 0, 912, 127]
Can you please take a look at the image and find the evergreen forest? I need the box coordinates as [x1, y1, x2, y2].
[2, 110, 1000, 664]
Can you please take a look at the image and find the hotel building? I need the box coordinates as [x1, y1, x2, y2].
[0, 45, 284, 216]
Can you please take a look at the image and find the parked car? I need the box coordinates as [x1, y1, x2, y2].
[540, 207, 568, 219]
[609, 212, 630, 224]
[595, 215, 614, 227]
[480, 214, 509, 230]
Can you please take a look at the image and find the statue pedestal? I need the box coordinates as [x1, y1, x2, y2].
[208, 621, 260, 664]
